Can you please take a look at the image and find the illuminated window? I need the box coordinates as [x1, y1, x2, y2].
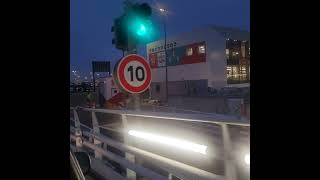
[232, 51, 239, 56]
[198, 45, 205, 54]
[241, 42, 246, 58]
[226, 49, 230, 56]
[186, 47, 193, 56]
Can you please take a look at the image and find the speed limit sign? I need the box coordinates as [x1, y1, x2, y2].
[114, 54, 152, 94]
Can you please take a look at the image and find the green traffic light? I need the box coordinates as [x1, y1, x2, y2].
[136, 24, 147, 36]
[126, 14, 155, 42]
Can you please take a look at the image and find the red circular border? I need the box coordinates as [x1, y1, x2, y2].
[117, 54, 152, 94]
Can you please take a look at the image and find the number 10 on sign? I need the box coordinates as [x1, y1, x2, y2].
[115, 54, 152, 94]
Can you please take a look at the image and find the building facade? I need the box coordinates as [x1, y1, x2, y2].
[147, 26, 250, 100]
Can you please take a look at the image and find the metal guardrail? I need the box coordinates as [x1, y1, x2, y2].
[70, 106, 249, 180]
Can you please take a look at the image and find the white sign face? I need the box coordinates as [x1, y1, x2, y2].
[116, 54, 152, 94]
[157, 51, 166, 67]
[123, 60, 147, 87]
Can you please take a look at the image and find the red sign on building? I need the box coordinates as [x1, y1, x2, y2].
[149, 53, 158, 68]
[148, 41, 206, 68]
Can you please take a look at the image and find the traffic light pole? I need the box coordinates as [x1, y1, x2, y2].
[112, 2, 153, 111]
[126, 29, 141, 112]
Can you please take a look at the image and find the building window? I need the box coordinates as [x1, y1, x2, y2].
[198, 45, 205, 54]
[226, 49, 230, 56]
[186, 47, 193, 56]
[156, 85, 160, 93]
[232, 51, 239, 57]
[227, 65, 249, 84]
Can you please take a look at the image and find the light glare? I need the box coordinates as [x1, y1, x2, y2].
[128, 130, 207, 154]
[137, 24, 147, 36]
[244, 153, 250, 165]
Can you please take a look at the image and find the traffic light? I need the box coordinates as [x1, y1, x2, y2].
[112, 15, 129, 51]
[128, 3, 153, 41]
[112, 2, 154, 51]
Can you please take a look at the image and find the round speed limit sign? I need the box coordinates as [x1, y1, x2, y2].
[115, 54, 152, 94]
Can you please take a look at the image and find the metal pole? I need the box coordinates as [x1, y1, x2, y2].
[92, 61, 96, 92]
[222, 124, 237, 180]
[125, 19, 140, 111]
[164, 13, 168, 103]
[122, 114, 137, 180]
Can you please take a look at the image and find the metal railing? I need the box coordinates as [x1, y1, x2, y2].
[70, 106, 249, 180]
[140, 100, 248, 120]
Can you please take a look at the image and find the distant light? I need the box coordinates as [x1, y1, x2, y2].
[128, 130, 207, 154]
[159, 8, 165, 12]
[244, 153, 250, 165]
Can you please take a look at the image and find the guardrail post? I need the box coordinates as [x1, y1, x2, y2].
[73, 108, 81, 130]
[92, 111, 103, 159]
[122, 114, 136, 180]
[73, 108, 83, 148]
[222, 124, 237, 180]
[75, 128, 83, 148]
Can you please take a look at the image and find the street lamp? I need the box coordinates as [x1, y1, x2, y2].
[159, 8, 168, 103]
